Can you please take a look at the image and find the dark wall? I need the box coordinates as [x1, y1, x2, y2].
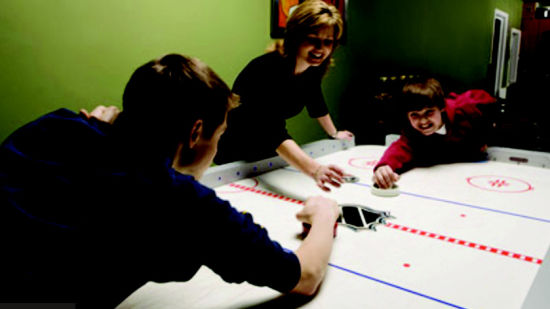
[321, 0, 522, 145]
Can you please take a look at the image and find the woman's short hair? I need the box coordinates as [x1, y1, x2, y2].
[282, 0, 343, 71]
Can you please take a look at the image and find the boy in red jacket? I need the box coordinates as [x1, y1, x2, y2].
[373, 77, 496, 189]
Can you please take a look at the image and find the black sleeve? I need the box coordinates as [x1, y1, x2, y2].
[184, 181, 302, 293]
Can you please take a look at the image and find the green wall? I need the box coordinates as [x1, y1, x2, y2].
[0, 0, 272, 142]
[0, 0, 524, 145]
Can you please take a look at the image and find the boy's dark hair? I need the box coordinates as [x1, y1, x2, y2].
[398, 77, 445, 113]
[115, 54, 238, 159]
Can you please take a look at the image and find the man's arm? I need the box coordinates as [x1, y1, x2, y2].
[194, 185, 338, 295]
[292, 196, 339, 295]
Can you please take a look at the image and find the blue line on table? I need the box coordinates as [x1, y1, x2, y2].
[328, 263, 467, 308]
[279, 167, 550, 224]
[352, 182, 550, 224]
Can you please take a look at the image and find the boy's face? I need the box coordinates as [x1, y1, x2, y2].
[173, 112, 229, 180]
[407, 106, 444, 136]
[193, 117, 227, 179]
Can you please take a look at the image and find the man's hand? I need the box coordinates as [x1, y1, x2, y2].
[80, 105, 121, 124]
[296, 195, 340, 226]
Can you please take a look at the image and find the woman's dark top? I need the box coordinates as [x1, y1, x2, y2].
[215, 51, 329, 164]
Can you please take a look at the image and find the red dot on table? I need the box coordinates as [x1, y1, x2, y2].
[460, 214, 466, 218]
[403, 263, 410, 268]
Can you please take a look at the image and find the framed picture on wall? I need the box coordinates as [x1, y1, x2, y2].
[270, 0, 347, 41]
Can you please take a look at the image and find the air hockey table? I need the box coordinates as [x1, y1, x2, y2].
[117, 139, 550, 309]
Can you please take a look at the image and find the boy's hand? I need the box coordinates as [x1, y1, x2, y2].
[373, 165, 400, 189]
[296, 196, 339, 225]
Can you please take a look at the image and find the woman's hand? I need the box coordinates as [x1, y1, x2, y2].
[333, 130, 354, 141]
[313, 164, 344, 192]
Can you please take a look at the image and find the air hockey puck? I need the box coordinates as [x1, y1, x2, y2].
[343, 174, 359, 183]
[371, 183, 400, 197]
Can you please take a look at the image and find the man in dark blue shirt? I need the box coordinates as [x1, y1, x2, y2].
[0, 53, 340, 307]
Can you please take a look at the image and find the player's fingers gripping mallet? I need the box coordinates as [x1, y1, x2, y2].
[371, 183, 400, 197]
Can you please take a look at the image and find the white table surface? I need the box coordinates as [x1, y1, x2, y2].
[118, 145, 550, 309]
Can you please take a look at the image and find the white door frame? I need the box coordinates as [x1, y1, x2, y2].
[492, 9, 509, 99]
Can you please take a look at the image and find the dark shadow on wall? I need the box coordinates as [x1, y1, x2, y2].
[340, 63, 482, 146]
